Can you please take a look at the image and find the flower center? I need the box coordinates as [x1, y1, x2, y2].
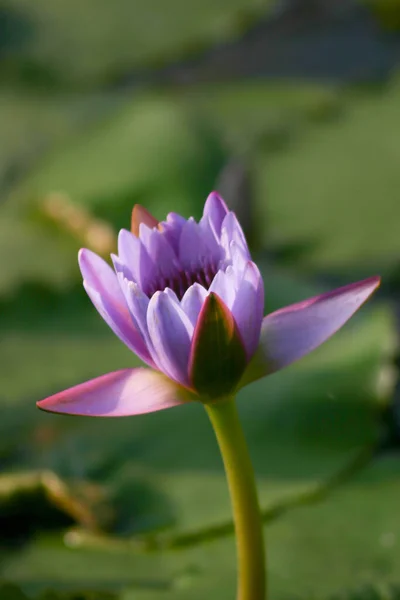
[146, 261, 218, 300]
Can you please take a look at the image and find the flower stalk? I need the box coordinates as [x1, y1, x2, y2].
[206, 397, 266, 600]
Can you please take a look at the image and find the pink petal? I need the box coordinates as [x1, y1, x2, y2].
[242, 276, 381, 386]
[37, 368, 194, 417]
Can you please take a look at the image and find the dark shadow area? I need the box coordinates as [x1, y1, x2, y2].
[115, 2, 400, 89]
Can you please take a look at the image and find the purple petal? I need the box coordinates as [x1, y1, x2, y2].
[231, 240, 249, 275]
[111, 253, 132, 282]
[181, 283, 208, 326]
[220, 212, 251, 260]
[147, 291, 194, 385]
[179, 218, 209, 270]
[37, 368, 193, 417]
[198, 214, 224, 263]
[242, 276, 381, 385]
[78, 249, 153, 366]
[163, 287, 181, 304]
[117, 229, 154, 289]
[117, 275, 159, 368]
[139, 224, 180, 280]
[203, 192, 229, 236]
[160, 212, 187, 254]
[231, 261, 264, 358]
[209, 267, 237, 309]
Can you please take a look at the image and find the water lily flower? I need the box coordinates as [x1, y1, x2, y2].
[37, 192, 380, 600]
[37, 192, 380, 417]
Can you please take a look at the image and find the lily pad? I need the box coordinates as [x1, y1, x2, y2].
[267, 454, 400, 598]
[113, 455, 400, 600]
[180, 81, 342, 149]
[255, 77, 400, 276]
[0, 534, 176, 598]
[1, 0, 274, 87]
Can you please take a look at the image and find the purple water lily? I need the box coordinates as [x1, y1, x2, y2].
[37, 192, 380, 416]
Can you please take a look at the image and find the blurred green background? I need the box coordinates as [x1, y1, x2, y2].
[1, 1, 400, 599]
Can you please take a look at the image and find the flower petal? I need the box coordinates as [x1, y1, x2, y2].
[161, 212, 187, 253]
[231, 261, 264, 358]
[241, 276, 381, 386]
[131, 204, 159, 237]
[181, 283, 208, 326]
[199, 214, 224, 262]
[117, 229, 154, 290]
[203, 192, 229, 236]
[139, 224, 180, 280]
[209, 267, 237, 309]
[37, 368, 193, 417]
[117, 275, 158, 368]
[179, 218, 210, 270]
[189, 292, 247, 398]
[147, 291, 194, 385]
[78, 249, 153, 366]
[220, 212, 251, 260]
[230, 240, 249, 275]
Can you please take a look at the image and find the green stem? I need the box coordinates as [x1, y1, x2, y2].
[205, 397, 266, 600]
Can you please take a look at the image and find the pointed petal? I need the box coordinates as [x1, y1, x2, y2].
[78, 249, 152, 365]
[117, 229, 154, 290]
[111, 253, 132, 281]
[161, 212, 187, 253]
[116, 275, 158, 369]
[220, 212, 251, 260]
[139, 224, 180, 280]
[163, 287, 181, 304]
[189, 292, 247, 398]
[231, 240, 249, 275]
[131, 205, 159, 237]
[179, 218, 209, 270]
[242, 276, 381, 385]
[203, 192, 229, 236]
[147, 291, 194, 385]
[231, 261, 264, 358]
[209, 267, 237, 309]
[198, 214, 224, 262]
[181, 283, 208, 326]
[37, 368, 193, 417]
